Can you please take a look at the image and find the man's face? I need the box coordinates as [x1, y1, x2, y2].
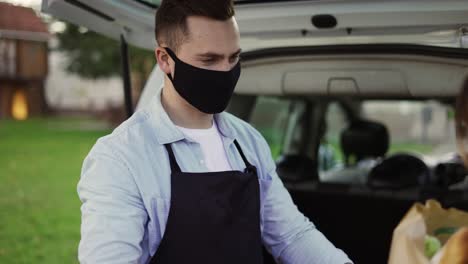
[168, 16, 241, 73]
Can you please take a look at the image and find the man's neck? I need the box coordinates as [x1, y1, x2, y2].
[161, 83, 213, 129]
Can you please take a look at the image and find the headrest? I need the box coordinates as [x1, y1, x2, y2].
[276, 154, 318, 182]
[368, 153, 430, 189]
[340, 119, 389, 165]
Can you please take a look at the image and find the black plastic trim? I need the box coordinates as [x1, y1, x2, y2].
[133, 0, 158, 9]
[311, 14, 337, 29]
[120, 35, 134, 117]
[241, 44, 468, 61]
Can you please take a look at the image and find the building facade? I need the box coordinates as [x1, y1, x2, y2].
[0, 3, 49, 120]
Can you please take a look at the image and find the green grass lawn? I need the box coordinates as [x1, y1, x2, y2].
[0, 118, 110, 264]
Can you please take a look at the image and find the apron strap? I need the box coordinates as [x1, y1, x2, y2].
[164, 144, 182, 173]
[164, 140, 255, 174]
[233, 139, 253, 168]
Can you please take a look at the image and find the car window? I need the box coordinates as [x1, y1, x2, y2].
[249, 96, 293, 160]
[316, 99, 458, 186]
[362, 100, 456, 164]
[318, 102, 349, 172]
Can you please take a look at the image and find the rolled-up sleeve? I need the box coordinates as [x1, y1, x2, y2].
[77, 141, 148, 264]
[258, 137, 353, 264]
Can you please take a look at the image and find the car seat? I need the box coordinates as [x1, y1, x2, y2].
[320, 119, 389, 184]
[340, 119, 389, 166]
[368, 153, 430, 189]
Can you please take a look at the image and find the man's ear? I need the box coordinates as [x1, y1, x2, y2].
[155, 47, 172, 75]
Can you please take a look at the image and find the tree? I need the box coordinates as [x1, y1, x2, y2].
[55, 23, 154, 102]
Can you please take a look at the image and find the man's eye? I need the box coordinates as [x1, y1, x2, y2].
[230, 55, 240, 63]
[201, 59, 216, 64]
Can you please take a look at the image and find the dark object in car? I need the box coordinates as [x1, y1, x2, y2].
[311, 14, 337, 29]
[276, 154, 318, 182]
[433, 162, 467, 188]
[368, 153, 430, 190]
[340, 119, 390, 166]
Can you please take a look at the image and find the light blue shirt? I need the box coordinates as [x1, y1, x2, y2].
[77, 87, 353, 264]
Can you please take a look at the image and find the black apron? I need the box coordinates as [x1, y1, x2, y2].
[149, 140, 264, 264]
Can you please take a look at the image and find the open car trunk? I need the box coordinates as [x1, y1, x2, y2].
[42, 0, 468, 51]
[42, 0, 468, 106]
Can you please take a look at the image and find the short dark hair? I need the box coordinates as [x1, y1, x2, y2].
[155, 0, 235, 51]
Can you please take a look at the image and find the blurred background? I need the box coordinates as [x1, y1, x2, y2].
[0, 0, 153, 263]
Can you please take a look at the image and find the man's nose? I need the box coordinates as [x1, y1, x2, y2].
[218, 60, 235, 72]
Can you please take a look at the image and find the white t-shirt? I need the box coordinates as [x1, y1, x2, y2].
[175, 120, 232, 172]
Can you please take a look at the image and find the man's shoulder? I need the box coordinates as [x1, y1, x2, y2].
[88, 109, 156, 161]
[78, 111, 156, 202]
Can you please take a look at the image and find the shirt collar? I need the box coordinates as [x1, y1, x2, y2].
[144, 86, 237, 145]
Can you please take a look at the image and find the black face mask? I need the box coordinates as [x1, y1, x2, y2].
[165, 48, 241, 114]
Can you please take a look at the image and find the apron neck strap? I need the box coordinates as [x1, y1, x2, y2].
[164, 140, 253, 173]
[164, 144, 182, 173]
[233, 139, 253, 168]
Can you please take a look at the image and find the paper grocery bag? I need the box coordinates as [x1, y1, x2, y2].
[388, 199, 468, 264]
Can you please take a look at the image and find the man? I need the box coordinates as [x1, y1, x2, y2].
[77, 0, 353, 263]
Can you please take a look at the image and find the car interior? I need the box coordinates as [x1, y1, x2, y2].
[224, 46, 468, 263]
[228, 93, 468, 264]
